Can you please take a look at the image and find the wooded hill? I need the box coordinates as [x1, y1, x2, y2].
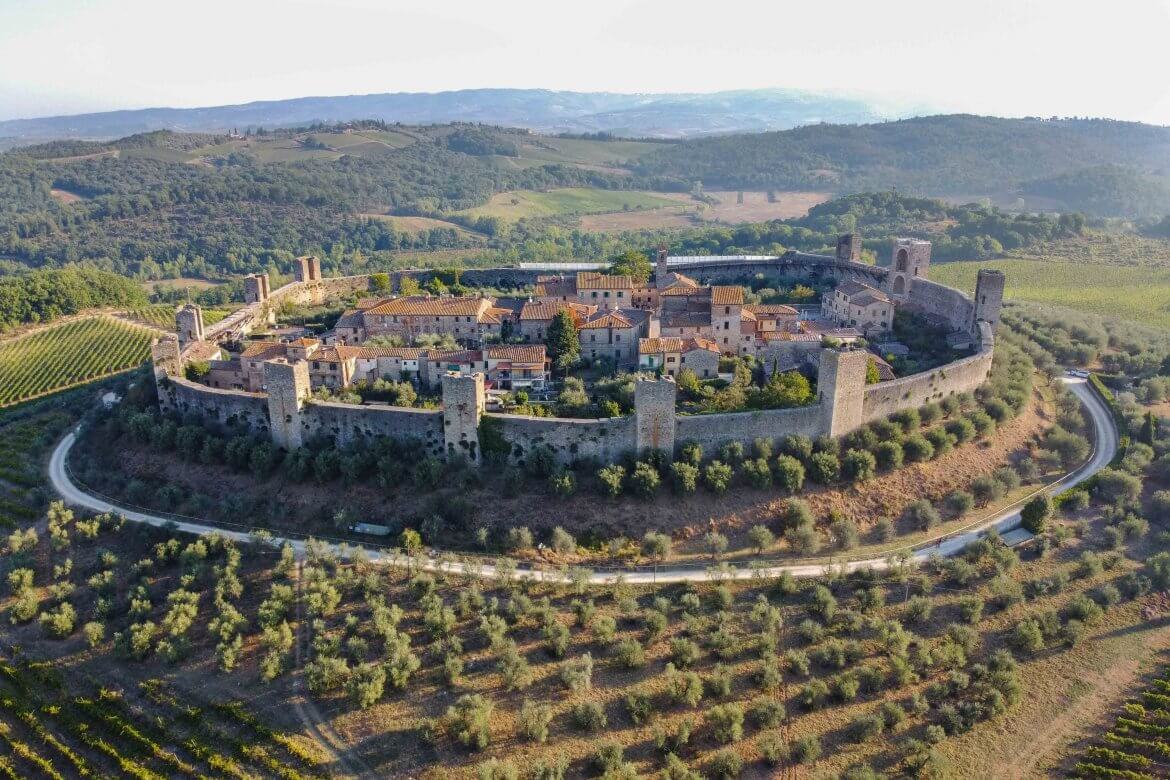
[634, 115, 1170, 216]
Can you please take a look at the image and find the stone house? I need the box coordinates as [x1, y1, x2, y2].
[484, 345, 549, 390]
[517, 300, 595, 343]
[822, 281, 894, 337]
[578, 308, 653, 368]
[638, 337, 721, 378]
[357, 295, 509, 346]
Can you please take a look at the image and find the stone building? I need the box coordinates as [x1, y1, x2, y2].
[638, 337, 721, 378]
[822, 281, 894, 336]
[517, 300, 595, 343]
[578, 308, 654, 368]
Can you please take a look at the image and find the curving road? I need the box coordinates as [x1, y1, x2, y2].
[48, 378, 1116, 585]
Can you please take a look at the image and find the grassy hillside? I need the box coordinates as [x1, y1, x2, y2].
[930, 233, 1170, 328]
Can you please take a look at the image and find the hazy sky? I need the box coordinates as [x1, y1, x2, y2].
[2, 0, 1169, 123]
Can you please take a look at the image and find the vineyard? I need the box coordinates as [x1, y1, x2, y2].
[1073, 668, 1170, 779]
[117, 306, 232, 331]
[0, 317, 155, 407]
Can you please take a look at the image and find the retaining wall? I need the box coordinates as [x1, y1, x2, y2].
[489, 413, 636, 465]
[303, 401, 444, 452]
[161, 376, 270, 432]
[675, 404, 825, 450]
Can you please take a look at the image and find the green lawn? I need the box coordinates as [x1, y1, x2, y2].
[455, 187, 681, 221]
[930, 258, 1170, 328]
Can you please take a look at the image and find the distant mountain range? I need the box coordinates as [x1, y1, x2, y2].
[0, 88, 899, 145]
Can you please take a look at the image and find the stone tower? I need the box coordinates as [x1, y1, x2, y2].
[150, 338, 182, 411]
[265, 360, 310, 450]
[442, 372, 486, 465]
[655, 245, 670, 289]
[293, 256, 311, 283]
[176, 304, 204, 347]
[244, 273, 270, 303]
[972, 269, 1006, 336]
[835, 233, 862, 262]
[885, 238, 932, 301]
[818, 348, 869, 438]
[635, 376, 677, 457]
[307, 256, 321, 281]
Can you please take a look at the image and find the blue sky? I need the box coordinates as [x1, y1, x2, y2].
[1, 0, 1169, 123]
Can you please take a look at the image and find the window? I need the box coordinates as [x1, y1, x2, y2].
[617, 292, 623, 298]
[723, 322, 729, 330]
[592, 291, 598, 298]
[667, 356, 676, 363]
[604, 291, 610, 298]
[615, 334, 621, 341]
[723, 337, 728, 344]
[724, 306, 730, 315]
[590, 334, 596, 342]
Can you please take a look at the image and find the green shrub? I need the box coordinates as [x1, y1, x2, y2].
[705, 703, 744, 743]
[630, 461, 661, 498]
[571, 701, 607, 731]
[670, 462, 699, 494]
[808, 452, 840, 484]
[597, 464, 625, 497]
[445, 694, 494, 750]
[704, 461, 734, 495]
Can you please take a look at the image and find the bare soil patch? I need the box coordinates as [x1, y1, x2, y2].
[49, 188, 86, 204]
[578, 190, 831, 232]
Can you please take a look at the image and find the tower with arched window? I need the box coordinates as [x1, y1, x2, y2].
[886, 238, 931, 300]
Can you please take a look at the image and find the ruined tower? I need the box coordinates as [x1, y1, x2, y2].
[442, 372, 486, 465]
[971, 269, 1006, 336]
[175, 304, 204, 347]
[885, 238, 932, 301]
[654, 245, 670, 289]
[150, 338, 182, 412]
[635, 376, 677, 457]
[265, 360, 310, 450]
[835, 233, 862, 262]
[243, 273, 270, 304]
[292, 256, 311, 283]
[818, 348, 869, 438]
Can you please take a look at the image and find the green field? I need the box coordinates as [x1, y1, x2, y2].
[0, 316, 154, 406]
[455, 187, 682, 221]
[931, 258, 1170, 328]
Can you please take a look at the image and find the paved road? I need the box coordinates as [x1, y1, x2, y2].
[48, 378, 1115, 585]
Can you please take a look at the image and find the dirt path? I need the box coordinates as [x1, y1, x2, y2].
[998, 620, 1170, 778]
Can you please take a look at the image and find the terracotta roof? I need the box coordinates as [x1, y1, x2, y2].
[871, 355, 897, 382]
[662, 271, 700, 288]
[479, 306, 513, 325]
[686, 337, 720, 353]
[363, 295, 492, 318]
[836, 281, 891, 305]
[532, 279, 576, 298]
[580, 311, 635, 329]
[639, 337, 686, 354]
[660, 285, 705, 297]
[710, 286, 744, 305]
[576, 271, 636, 290]
[746, 304, 799, 317]
[639, 336, 719, 355]
[312, 346, 361, 363]
[740, 309, 757, 322]
[519, 301, 592, 322]
[335, 309, 364, 328]
[239, 341, 286, 360]
[486, 345, 547, 363]
[184, 341, 223, 362]
[290, 337, 321, 347]
[350, 346, 425, 359]
[425, 349, 483, 364]
[661, 311, 711, 329]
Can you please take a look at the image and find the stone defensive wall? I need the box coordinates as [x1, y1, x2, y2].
[156, 254, 999, 466]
